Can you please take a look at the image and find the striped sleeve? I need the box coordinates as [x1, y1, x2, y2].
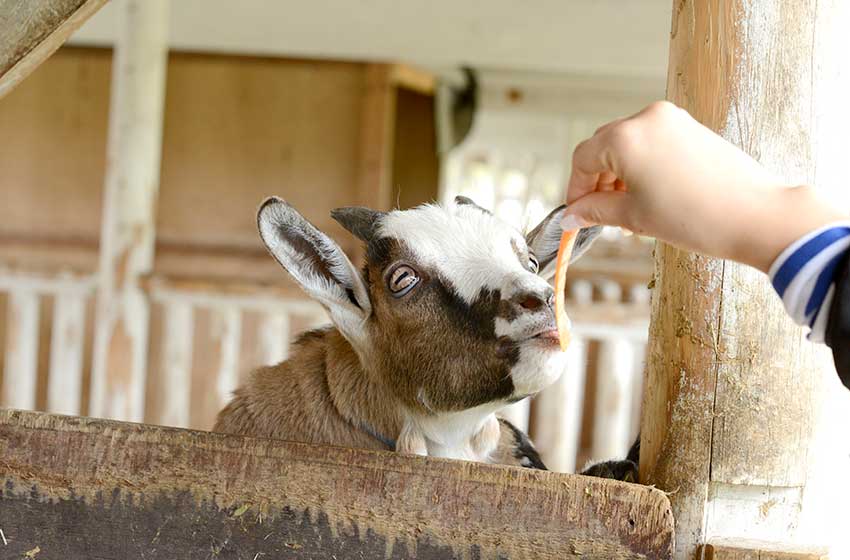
[768, 221, 850, 343]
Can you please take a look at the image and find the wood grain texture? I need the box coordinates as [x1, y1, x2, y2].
[357, 63, 397, 212]
[0, 409, 674, 559]
[701, 542, 828, 560]
[642, 1, 841, 558]
[0, 0, 107, 99]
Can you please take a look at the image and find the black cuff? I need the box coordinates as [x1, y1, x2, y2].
[825, 247, 850, 389]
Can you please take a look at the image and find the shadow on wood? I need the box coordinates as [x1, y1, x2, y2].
[0, 409, 674, 559]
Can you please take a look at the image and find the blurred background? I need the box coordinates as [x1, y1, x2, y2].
[0, 0, 672, 473]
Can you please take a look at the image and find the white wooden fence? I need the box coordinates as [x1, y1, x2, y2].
[0, 270, 648, 474]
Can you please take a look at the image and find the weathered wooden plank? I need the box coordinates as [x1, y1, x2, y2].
[0, 409, 674, 559]
[701, 542, 828, 560]
[0, 0, 108, 99]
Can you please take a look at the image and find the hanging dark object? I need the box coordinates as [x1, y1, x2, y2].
[437, 66, 479, 154]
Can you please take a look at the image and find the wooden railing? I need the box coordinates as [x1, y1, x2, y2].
[0, 269, 649, 474]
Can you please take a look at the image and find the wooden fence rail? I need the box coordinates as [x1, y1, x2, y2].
[0, 409, 674, 559]
[0, 270, 649, 473]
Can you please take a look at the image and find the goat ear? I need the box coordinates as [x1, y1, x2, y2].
[454, 195, 493, 214]
[331, 206, 386, 243]
[258, 197, 371, 341]
[526, 205, 602, 279]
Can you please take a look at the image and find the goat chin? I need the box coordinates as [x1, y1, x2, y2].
[509, 343, 569, 397]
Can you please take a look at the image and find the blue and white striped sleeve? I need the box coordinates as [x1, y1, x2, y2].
[768, 221, 850, 342]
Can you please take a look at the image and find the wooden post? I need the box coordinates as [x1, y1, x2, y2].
[89, 0, 168, 421]
[641, 1, 849, 557]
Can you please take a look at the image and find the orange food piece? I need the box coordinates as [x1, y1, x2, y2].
[554, 229, 578, 351]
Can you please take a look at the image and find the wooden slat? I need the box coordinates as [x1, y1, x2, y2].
[0, 409, 674, 559]
[212, 307, 242, 409]
[0, 0, 108, 99]
[158, 301, 193, 428]
[701, 542, 828, 560]
[46, 292, 86, 415]
[592, 338, 638, 461]
[258, 312, 289, 366]
[531, 336, 588, 473]
[1, 290, 40, 409]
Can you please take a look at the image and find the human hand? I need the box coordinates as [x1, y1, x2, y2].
[561, 101, 844, 272]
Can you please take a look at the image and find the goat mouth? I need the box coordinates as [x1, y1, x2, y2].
[530, 329, 560, 347]
[507, 328, 560, 347]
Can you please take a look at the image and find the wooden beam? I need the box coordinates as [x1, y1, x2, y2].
[641, 1, 847, 558]
[89, 0, 168, 422]
[357, 63, 397, 212]
[0, 0, 108, 99]
[390, 63, 436, 95]
[0, 409, 675, 559]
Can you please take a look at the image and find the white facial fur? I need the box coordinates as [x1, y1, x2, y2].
[379, 201, 567, 399]
[378, 202, 551, 305]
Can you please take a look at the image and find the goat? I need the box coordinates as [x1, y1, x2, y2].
[215, 195, 634, 476]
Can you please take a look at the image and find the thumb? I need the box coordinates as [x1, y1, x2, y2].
[560, 191, 631, 230]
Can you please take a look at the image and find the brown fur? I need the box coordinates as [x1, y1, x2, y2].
[214, 198, 586, 468]
[362, 239, 517, 414]
[214, 328, 401, 450]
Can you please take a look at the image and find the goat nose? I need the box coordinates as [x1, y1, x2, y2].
[511, 287, 554, 312]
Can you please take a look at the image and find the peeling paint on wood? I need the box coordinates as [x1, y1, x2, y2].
[89, 0, 168, 422]
[0, 409, 674, 559]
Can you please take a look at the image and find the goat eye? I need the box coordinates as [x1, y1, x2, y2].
[528, 255, 539, 274]
[388, 265, 420, 297]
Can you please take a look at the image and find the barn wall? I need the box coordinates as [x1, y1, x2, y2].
[0, 47, 110, 273]
[0, 47, 440, 426]
[0, 47, 434, 282]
